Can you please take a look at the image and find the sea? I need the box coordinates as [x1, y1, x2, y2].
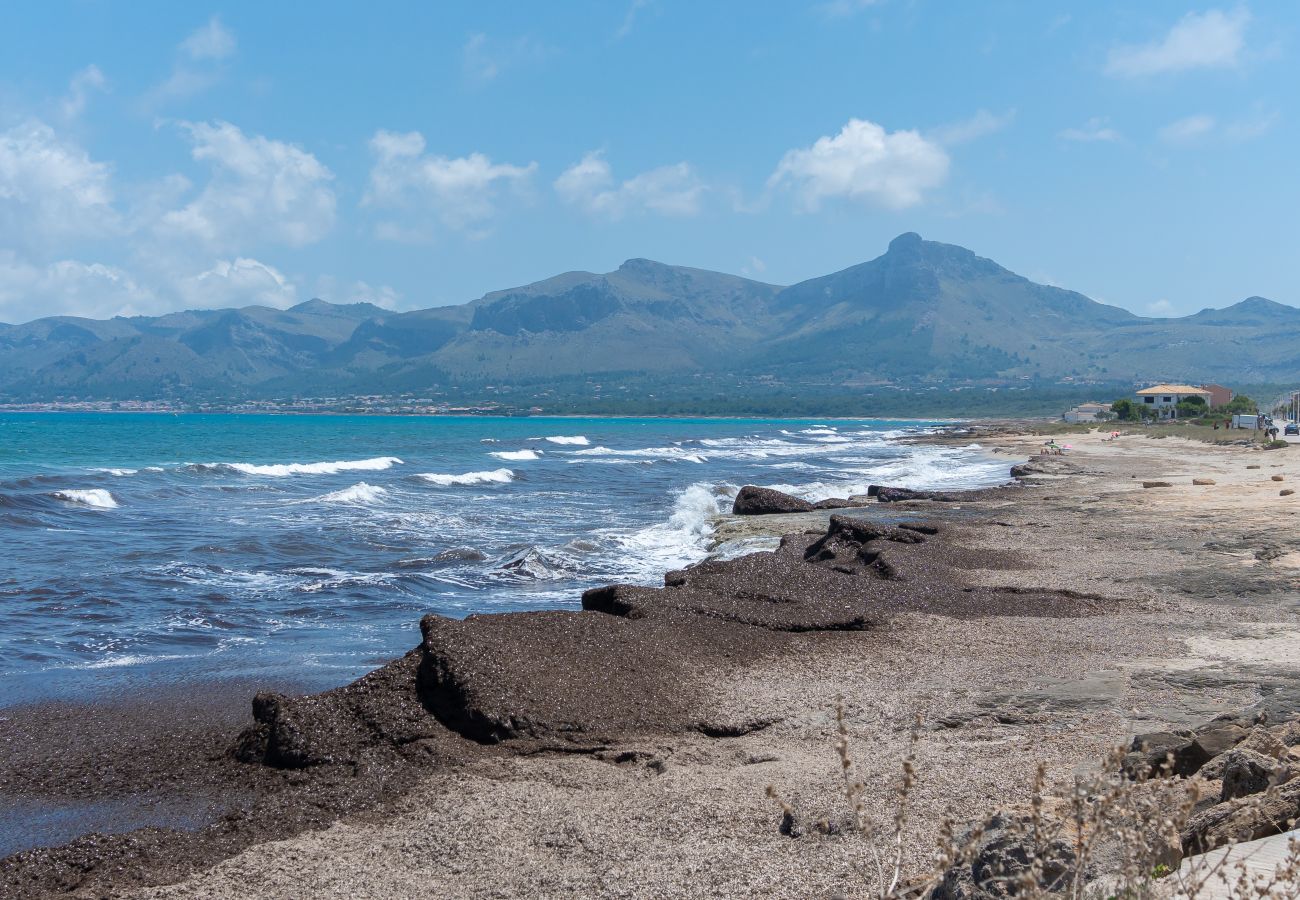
[0, 414, 1009, 707]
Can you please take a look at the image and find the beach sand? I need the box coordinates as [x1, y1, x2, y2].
[7, 428, 1300, 899]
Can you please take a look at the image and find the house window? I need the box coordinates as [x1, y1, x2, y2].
[1163, 396, 1172, 403]
[1144, 397, 1154, 404]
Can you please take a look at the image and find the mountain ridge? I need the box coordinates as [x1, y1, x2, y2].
[2, 234, 1297, 402]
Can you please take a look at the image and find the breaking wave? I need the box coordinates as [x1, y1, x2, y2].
[572, 446, 708, 463]
[52, 489, 119, 509]
[489, 449, 542, 461]
[417, 468, 516, 486]
[314, 483, 388, 504]
[539, 435, 590, 445]
[193, 457, 403, 477]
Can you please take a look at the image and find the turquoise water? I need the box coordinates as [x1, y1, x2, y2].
[0, 414, 1006, 705]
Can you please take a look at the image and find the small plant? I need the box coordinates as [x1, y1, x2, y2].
[766, 704, 1300, 898]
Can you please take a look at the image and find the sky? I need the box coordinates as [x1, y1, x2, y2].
[0, 1, 1296, 324]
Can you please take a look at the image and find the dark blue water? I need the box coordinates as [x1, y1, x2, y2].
[0, 414, 1006, 706]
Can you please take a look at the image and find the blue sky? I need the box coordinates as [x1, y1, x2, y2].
[0, 1, 1295, 323]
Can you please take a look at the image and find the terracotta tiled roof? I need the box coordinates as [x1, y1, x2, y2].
[1135, 384, 1212, 395]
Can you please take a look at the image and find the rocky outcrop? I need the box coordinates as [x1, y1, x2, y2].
[930, 814, 1077, 899]
[731, 485, 814, 515]
[229, 514, 1109, 761]
[871, 486, 959, 503]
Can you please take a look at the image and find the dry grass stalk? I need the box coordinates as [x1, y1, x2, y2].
[766, 707, 1300, 899]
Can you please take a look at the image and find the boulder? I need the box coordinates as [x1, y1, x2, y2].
[1273, 475, 1286, 482]
[1192, 478, 1216, 486]
[1220, 749, 1285, 801]
[1183, 778, 1300, 854]
[1142, 481, 1173, 489]
[1247, 465, 1261, 469]
[731, 485, 814, 515]
[811, 496, 872, 510]
[1193, 724, 1248, 760]
[1283, 489, 1296, 497]
[930, 814, 1077, 899]
[1124, 731, 1207, 779]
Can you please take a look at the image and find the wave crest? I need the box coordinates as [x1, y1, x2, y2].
[193, 457, 403, 477]
[314, 482, 388, 504]
[489, 449, 542, 461]
[52, 489, 119, 509]
[417, 468, 515, 486]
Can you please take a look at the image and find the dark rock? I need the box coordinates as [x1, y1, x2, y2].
[1183, 778, 1300, 853]
[811, 496, 872, 510]
[873, 486, 959, 503]
[931, 814, 1077, 899]
[1192, 724, 1248, 759]
[1142, 481, 1173, 489]
[1220, 748, 1283, 801]
[731, 485, 814, 515]
[1124, 731, 1206, 779]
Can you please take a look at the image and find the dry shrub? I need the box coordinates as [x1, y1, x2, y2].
[768, 699, 1300, 899]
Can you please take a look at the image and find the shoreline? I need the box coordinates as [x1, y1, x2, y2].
[5, 427, 1300, 897]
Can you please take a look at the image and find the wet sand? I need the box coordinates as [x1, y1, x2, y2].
[5, 428, 1300, 898]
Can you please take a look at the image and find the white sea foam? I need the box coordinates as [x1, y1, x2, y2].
[490, 449, 542, 461]
[418, 468, 516, 486]
[53, 488, 119, 508]
[539, 435, 590, 445]
[79, 652, 189, 669]
[572, 446, 707, 463]
[94, 468, 138, 476]
[200, 456, 403, 477]
[603, 482, 730, 579]
[314, 482, 388, 504]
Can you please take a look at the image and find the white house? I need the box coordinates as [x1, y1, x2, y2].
[1062, 402, 1110, 423]
[1135, 384, 1213, 419]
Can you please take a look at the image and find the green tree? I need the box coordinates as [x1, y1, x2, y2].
[1175, 395, 1208, 419]
[1110, 398, 1137, 421]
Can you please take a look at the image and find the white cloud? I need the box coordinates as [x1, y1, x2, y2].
[1224, 107, 1279, 141]
[142, 17, 237, 109]
[0, 252, 154, 321]
[767, 118, 949, 211]
[0, 120, 119, 249]
[1158, 109, 1277, 144]
[61, 65, 107, 120]
[181, 16, 237, 61]
[178, 257, 297, 309]
[555, 151, 705, 219]
[1160, 114, 1216, 143]
[1106, 8, 1249, 78]
[159, 121, 336, 251]
[932, 108, 1016, 146]
[818, 0, 884, 18]
[1146, 298, 1175, 315]
[461, 33, 552, 84]
[615, 0, 651, 38]
[1058, 117, 1122, 142]
[365, 130, 536, 234]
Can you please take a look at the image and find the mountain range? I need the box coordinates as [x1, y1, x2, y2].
[3, 232, 1298, 403]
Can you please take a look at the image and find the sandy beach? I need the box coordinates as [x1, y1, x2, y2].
[6, 427, 1300, 899]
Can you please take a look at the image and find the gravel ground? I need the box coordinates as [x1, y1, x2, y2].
[14, 429, 1300, 899]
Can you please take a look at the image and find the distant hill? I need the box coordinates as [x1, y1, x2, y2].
[2, 233, 1298, 403]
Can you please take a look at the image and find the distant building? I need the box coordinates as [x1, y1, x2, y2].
[1136, 384, 1213, 419]
[1200, 384, 1234, 408]
[1062, 401, 1110, 423]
